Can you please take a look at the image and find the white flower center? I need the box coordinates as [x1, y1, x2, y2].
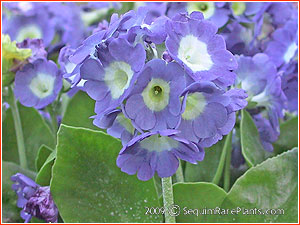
[104, 61, 134, 99]
[182, 92, 207, 120]
[178, 35, 213, 72]
[284, 42, 297, 63]
[140, 134, 179, 152]
[16, 24, 42, 42]
[142, 78, 170, 112]
[187, 2, 215, 19]
[29, 73, 55, 99]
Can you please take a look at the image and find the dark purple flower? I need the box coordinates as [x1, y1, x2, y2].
[165, 12, 237, 87]
[177, 82, 247, 147]
[124, 59, 186, 131]
[14, 59, 62, 109]
[17, 38, 47, 63]
[264, 20, 298, 68]
[81, 38, 146, 115]
[117, 129, 204, 181]
[11, 173, 58, 223]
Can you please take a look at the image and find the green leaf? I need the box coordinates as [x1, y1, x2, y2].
[2, 161, 36, 223]
[50, 125, 162, 223]
[35, 145, 53, 172]
[61, 91, 100, 130]
[216, 148, 298, 223]
[273, 116, 298, 154]
[36, 151, 56, 186]
[173, 182, 227, 223]
[185, 139, 225, 182]
[2, 103, 56, 171]
[240, 110, 265, 166]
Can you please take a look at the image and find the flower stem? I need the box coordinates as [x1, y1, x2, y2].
[224, 139, 233, 192]
[161, 177, 176, 223]
[47, 105, 58, 134]
[175, 160, 184, 183]
[212, 132, 232, 185]
[9, 87, 28, 169]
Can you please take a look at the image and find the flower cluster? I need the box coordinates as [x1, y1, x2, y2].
[66, 7, 250, 181]
[3, 2, 298, 182]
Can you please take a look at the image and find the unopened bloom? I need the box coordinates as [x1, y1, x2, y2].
[117, 130, 204, 181]
[14, 59, 62, 109]
[166, 12, 237, 87]
[124, 59, 186, 131]
[11, 173, 58, 223]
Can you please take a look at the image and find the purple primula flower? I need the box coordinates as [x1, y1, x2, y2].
[126, 12, 169, 45]
[165, 12, 237, 87]
[117, 129, 204, 181]
[177, 82, 247, 148]
[222, 22, 258, 56]
[17, 38, 47, 63]
[235, 53, 287, 133]
[230, 2, 266, 23]
[235, 53, 276, 98]
[264, 20, 298, 68]
[124, 59, 186, 131]
[267, 2, 297, 27]
[93, 108, 137, 145]
[81, 37, 146, 115]
[11, 173, 58, 223]
[4, 10, 55, 47]
[3, 2, 41, 16]
[143, 2, 167, 24]
[166, 2, 187, 18]
[46, 2, 87, 48]
[186, 2, 230, 28]
[14, 59, 62, 109]
[253, 114, 279, 152]
[69, 10, 137, 65]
